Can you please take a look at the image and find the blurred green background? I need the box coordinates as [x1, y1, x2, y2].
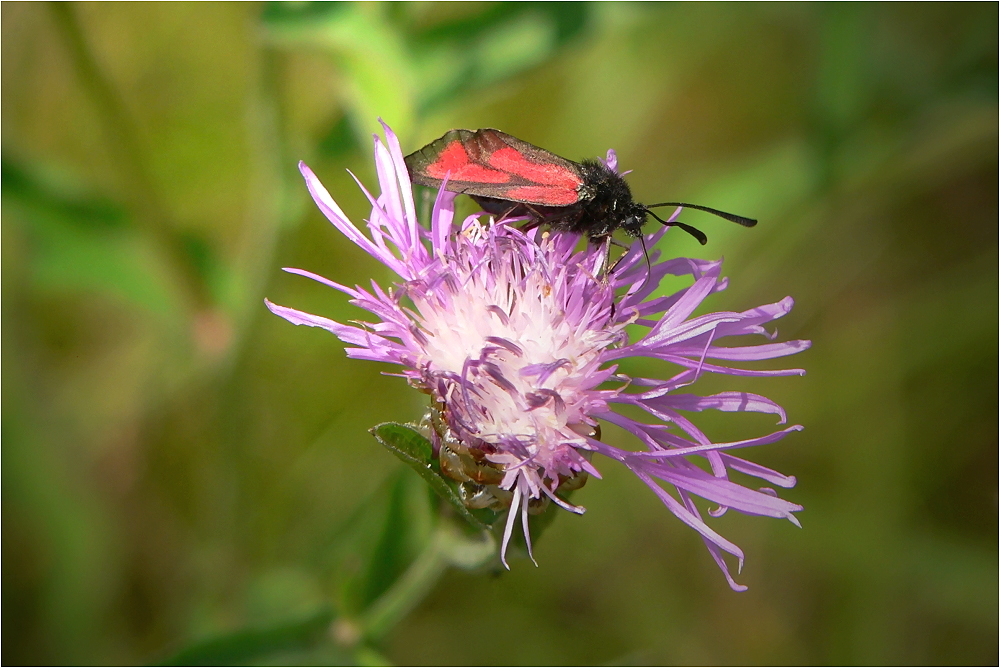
[2, 2, 996, 665]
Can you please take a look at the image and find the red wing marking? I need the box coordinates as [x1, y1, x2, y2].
[452, 164, 511, 183]
[505, 185, 579, 206]
[425, 142, 467, 176]
[426, 141, 509, 183]
[488, 147, 583, 189]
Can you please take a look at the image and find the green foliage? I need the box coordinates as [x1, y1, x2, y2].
[155, 607, 338, 666]
[370, 422, 498, 531]
[357, 472, 422, 610]
[2, 157, 179, 317]
[260, 2, 593, 145]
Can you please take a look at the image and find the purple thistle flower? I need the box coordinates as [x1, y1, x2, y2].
[266, 121, 810, 591]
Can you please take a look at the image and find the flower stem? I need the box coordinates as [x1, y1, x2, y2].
[359, 526, 449, 642]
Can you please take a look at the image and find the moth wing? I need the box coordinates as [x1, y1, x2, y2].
[404, 129, 584, 207]
[403, 129, 475, 187]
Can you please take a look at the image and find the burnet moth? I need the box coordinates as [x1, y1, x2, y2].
[404, 128, 756, 252]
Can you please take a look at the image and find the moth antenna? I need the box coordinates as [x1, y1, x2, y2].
[646, 209, 708, 245]
[646, 202, 757, 228]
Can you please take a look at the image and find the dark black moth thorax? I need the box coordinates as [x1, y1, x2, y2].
[471, 160, 648, 243]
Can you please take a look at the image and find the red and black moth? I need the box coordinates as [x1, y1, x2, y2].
[404, 128, 756, 247]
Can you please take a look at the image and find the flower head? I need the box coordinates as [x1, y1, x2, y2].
[266, 122, 809, 590]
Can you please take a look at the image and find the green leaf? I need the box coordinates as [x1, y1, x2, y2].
[263, 4, 416, 142]
[154, 607, 335, 666]
[3, 157, 180, 317]
[370, 423, 494, 532]
[1, 158, 129, 231]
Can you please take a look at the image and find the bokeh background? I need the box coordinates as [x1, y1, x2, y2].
[3, 2, 997, 665]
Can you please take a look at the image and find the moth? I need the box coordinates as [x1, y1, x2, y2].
[404, 128, 756, 247]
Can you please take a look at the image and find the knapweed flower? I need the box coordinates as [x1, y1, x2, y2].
[266, 122, 809, 591]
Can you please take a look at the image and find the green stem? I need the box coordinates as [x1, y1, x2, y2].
[359, 526, 449, 642]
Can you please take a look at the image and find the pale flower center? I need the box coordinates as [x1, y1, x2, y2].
[412, 259, 614, 453]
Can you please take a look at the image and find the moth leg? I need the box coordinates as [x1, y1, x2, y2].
[490, 203, 544, 235]
[600, 236, 619, 320]
[518, 217, 544, 235]
[514, 204, 549, 236]
[496, 204, 520, 221]
[605, 236, 633, 275]
[594, 235, 613, 277]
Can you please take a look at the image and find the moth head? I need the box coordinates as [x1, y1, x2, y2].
[620, 203, 649, 237]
